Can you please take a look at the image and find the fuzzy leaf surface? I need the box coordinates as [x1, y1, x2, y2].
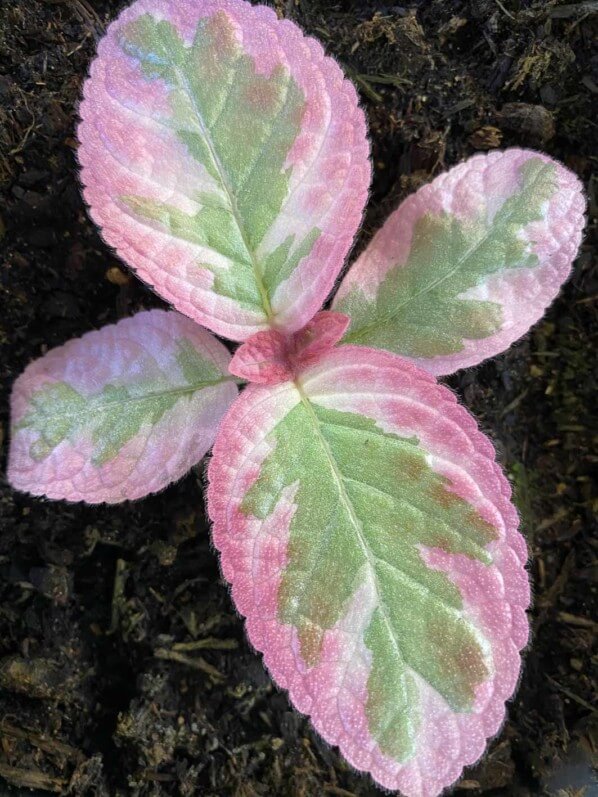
[208, 346, 529, 797]
[334, 149, 585, 374]
[9, 310, 237, 503]
[228, 310, 350, 385]
[79, 0, 370, 341]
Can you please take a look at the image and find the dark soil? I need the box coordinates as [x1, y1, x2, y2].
[0, 1, 596, 795]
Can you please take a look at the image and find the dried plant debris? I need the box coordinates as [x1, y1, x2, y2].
[0, 0, 596, 795]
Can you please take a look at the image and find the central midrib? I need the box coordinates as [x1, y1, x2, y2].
[292, 382, 494, 729]
[294, 381, 413, 690]
[174, 61, 275, 322]
[344, 160, 552, 344]
[21, 376, 235, 427]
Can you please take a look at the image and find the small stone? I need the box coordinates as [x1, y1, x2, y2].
[498, 102, 555, 144]
[11, 252, 29, 269]
[105, 266, 132, 286]
[540, 84, 559, 107]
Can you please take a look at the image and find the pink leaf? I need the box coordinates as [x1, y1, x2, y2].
[9, 310, 237, 504]
[334, 149, 585, 374]
[229, 310, 350, 384]
[78, 0, 370, 342]
[208, 345, 529, 797]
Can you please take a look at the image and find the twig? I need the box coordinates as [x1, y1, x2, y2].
[8, 99, 36, 157]
[173, 637, 238, 651]
[546, 675, 597, 714]
[550, 2, 598, 19]
[154, 648, 225, 681]
[0, 763, 66, 793]
[557, 611, 598, 630]
[493, 0, 516, 19]
[108, 558, 128, 634]
[0, 720, 84, 763]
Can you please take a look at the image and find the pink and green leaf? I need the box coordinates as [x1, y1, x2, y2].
[78, 0, 370, 341]
[228, 310, 350, 385]
[334, 149, 585, 375]
[9, 310, 237, 504]
[208, 346, 529, 797]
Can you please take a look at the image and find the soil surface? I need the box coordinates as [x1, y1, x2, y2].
[0, 1, 596, 795]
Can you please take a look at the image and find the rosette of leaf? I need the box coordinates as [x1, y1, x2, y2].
[7, 1, 586, 795]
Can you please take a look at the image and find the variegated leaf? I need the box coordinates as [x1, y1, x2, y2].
[208, 346, 529, 797]
[79, 0, 370, 341]
[228, 310, 350, 385]
[334, 149, 585, 375]
[9, 310, 237, 503]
